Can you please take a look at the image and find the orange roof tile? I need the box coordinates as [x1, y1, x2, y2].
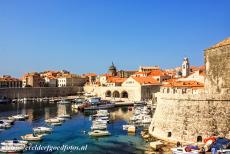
[107, 77, 127, 83]
[162, 81, 204, 88]
[148, 70, 168, 77]
[131, 77, 160, 85]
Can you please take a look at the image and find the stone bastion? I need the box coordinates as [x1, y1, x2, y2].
[149, 92, 230, 143]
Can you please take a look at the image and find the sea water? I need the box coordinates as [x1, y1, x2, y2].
[0, 102, 147, 154]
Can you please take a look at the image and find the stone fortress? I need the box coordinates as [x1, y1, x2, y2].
[149, 38, 230, 143]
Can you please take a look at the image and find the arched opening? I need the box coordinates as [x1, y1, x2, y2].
[105, 90, 111, 97]
[197, 136, 202, 142]
[121, 91, 128, 98]
[168, 132, 172, 137]
[113, 91, 120, 98]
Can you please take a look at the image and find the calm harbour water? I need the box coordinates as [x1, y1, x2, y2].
[0, 102, 147, 154]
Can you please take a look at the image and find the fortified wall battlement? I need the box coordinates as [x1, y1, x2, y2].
[149, 93, 230, 143]
[0, 86, 83, 99]
[150, 38, 230, 143]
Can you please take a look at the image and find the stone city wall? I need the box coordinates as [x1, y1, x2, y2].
[149, 92, 230, 143]
[0, 86, 83, 99]
[205, 44, 230, 94]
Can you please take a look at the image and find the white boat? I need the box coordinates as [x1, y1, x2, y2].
[57, 99, 70, 104]
[45, 118, 60, 123]
[0, 119, 15, 125]
[171, 147, 199, 154]
[49, 122, 62, 126]
[21, 134, 43, 141]
[123, 125, 133, 130]
[58, 114, 71, 118]
[142, 116, 152, 124]
[91, 124, 107, 130]
[56, 117, 66, 122]
[0, 145, 25, 153]
[1, 139, 28, 146]
[33, 127, 53, 133]
[88, 130, 111, 137]
[93, 119, 108, 124]
[93, 112, 109, 117]
[12, 114, 28, 121]
[0, 121, 11, 129]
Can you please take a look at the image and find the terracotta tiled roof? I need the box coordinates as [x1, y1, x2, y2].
[107, 77, 127, 83]
[162, 81, 204, 88]
[0, 76, 21, 81]
[131, 77, 160, 85]
[149, 70, 168, 77]
[206, 37, 230, 50]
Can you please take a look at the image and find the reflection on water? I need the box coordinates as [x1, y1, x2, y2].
[0, 102, 147, 154]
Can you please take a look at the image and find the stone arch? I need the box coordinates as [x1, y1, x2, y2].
[105, 90, 111, 97]
[121, 91, 128, 98]
[197, 136, 202, 142]
[113, 91, 120, 98]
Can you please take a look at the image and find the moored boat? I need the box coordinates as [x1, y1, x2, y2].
[33, 127, 53, 133]
[57, 99, 70, 104]
[0, 121, 11, 129]
[21, 134, 43, 141]
[91, 123, 107, 130]
[1, 139, 28, 146]
[88, 130, 111, 137]
[58, 114, 71, 118]
[45, 118, 60, 123]
[0, 145, 25, 153]
[49, 122, 62, 126]
[12, 114, 29, 121]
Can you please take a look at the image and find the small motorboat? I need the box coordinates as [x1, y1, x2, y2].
[58, 114, 71, 118]
[171, 147, 199, 154]
[57, 99, 70, 104]
[88, 130, 111, 137]
[93, 119, 108, 124]
[45, 118, 60, 123]
[123, 125, 133, 130]
[33, 127, 53, 133]
[1, 139, 28, 146]
[21, 134, 43, 141]
[91, 123, 107, 130]
[0, 145, 25, 153]
[0, 119, 15, 125]
[49, 122, 62, 126]
[12, 114, 29, 121]
[0, 121, 11, 129]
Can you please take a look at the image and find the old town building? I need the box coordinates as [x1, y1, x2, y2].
[0, 75, 22, 88]
[22, 72, 45, 87]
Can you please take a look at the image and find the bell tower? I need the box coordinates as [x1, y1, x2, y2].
[182, 57, 190, 77]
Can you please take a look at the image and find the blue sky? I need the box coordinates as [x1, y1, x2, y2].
[0, 0, 229, 77]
